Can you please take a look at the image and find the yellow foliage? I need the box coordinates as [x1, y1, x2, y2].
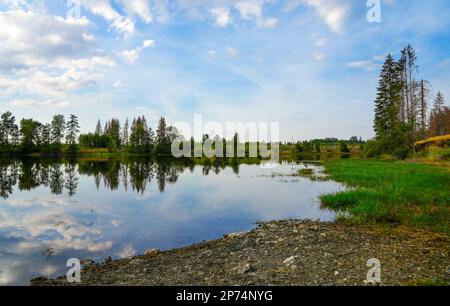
[415, 134, 450, 146]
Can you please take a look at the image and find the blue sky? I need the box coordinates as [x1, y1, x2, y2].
[0, 0, 449, 141]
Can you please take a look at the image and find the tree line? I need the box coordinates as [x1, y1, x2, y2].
[0, 112, 80, 154]
[0, 111, 277, 158]
[0, 112, 179, 155]
[369, 44, 449, 158]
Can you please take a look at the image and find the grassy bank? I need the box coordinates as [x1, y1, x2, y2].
[321, 159, 450, 234]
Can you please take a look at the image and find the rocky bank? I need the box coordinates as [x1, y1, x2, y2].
[31, 220, 450, 286]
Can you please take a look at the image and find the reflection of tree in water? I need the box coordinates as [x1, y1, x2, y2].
[128, 159, 154, 194]
[0, 157, 256, 197]
[0, 160, 19, 199]
[156, 161, 173, 193]
[49, 164, 64, 195]
[65, 162, 78, 197]
[18, 159, 41, 191]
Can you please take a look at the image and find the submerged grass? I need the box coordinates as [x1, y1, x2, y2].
[321, 159, 450, 234]
[297, 168, 314, 177]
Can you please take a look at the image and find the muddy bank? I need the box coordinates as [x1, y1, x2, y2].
[31, 220, 450, 286]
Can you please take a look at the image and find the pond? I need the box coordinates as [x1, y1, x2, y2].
[0, 157, 344, 285]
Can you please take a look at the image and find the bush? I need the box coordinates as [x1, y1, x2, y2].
[439, 150, 450, 161]
[339, 142, 350, 153]
[66, 144, 79, 155]
[392, 147, 410, 160]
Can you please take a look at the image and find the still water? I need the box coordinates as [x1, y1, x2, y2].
[0, 157, 344, 285]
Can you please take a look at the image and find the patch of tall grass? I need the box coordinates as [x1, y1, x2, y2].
[321, 159, 450, 234]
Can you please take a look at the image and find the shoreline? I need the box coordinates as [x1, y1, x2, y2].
[31, 220, 450, 286]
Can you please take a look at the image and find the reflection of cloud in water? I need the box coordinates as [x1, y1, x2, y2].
[0, 159, 344, 285]
[6, 196, 67, 207]
[0, 198, 113, 285]
[110, 219, 122, 227]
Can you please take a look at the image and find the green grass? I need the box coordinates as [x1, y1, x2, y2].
[417, 148, 450, 162]
[408, 279, 449, 286]
[321, 159, 450, 234]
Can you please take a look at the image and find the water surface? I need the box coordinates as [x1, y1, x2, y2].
[0, 157, 343, 285]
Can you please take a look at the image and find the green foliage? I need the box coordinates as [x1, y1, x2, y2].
[66, 114, 80, 146]
[79, 133, 111, 148]
[51, 115, 65, 145]
[339, 142, 350, 153]
[129, 116, 153, 154]
[20, 118, 41, 153]
[104, 118, 121, 147]
[370, 45, 434, 159]
[321, 159, 450, 234]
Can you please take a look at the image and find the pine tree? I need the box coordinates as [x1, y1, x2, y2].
[122, 118, 129, 146]
[95, 120, 102, 135]
[156, 117, 167, 144]
[430, 92, 446, 136]
[66, 114, 80, 145]
[374, 54, 402, 149]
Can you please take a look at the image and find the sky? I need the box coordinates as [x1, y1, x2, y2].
[0, 0, 449, 141]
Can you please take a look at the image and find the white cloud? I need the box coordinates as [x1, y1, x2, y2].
[234, 0, 278, 28]
[210, 7, 232, 27]
[120, 39, 155, 64]
[0, 68, 101, 100]
[0, 0, 44, 11]
[0, 8, 120, 110]
[235, 0, 262, 21]
[82, 33, 96, 42]
[111, 16, 135, 36]
[117, 0, 153, 24]
[10, 99, 70, 109]
[52, 56, 116, 70]
[302, 0, 349, 33]
[316, 38, 327, 47]
[263, 17, 278, 29]
[346, 60, 379, 71]
[313, 52, 325, 61]
[0, 10, 93, 72]
[115, 243, 136, 259]
[226, 47, 238, 56]
[80, 0, 135, 36]
[120, 49, 140, 63]
[113, 80, 124, 88]
[143, 39, 156, 49]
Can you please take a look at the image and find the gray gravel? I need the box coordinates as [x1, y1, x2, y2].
[31, 220, 450, 286]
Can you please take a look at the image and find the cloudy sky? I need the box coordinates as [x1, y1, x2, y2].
[0, 0, 449, 141]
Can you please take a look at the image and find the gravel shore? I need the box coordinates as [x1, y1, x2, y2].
[31, 220, 450, 286]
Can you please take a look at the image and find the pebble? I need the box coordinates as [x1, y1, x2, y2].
[81, 259, 95, 267]
[144, 248, 160, 256]
[235, 263, 254, 275]
[226, 232, 247, 239]
[283, 256, 299, 266]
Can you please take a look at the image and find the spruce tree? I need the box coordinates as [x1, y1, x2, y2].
[66, 114, 80, 145]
